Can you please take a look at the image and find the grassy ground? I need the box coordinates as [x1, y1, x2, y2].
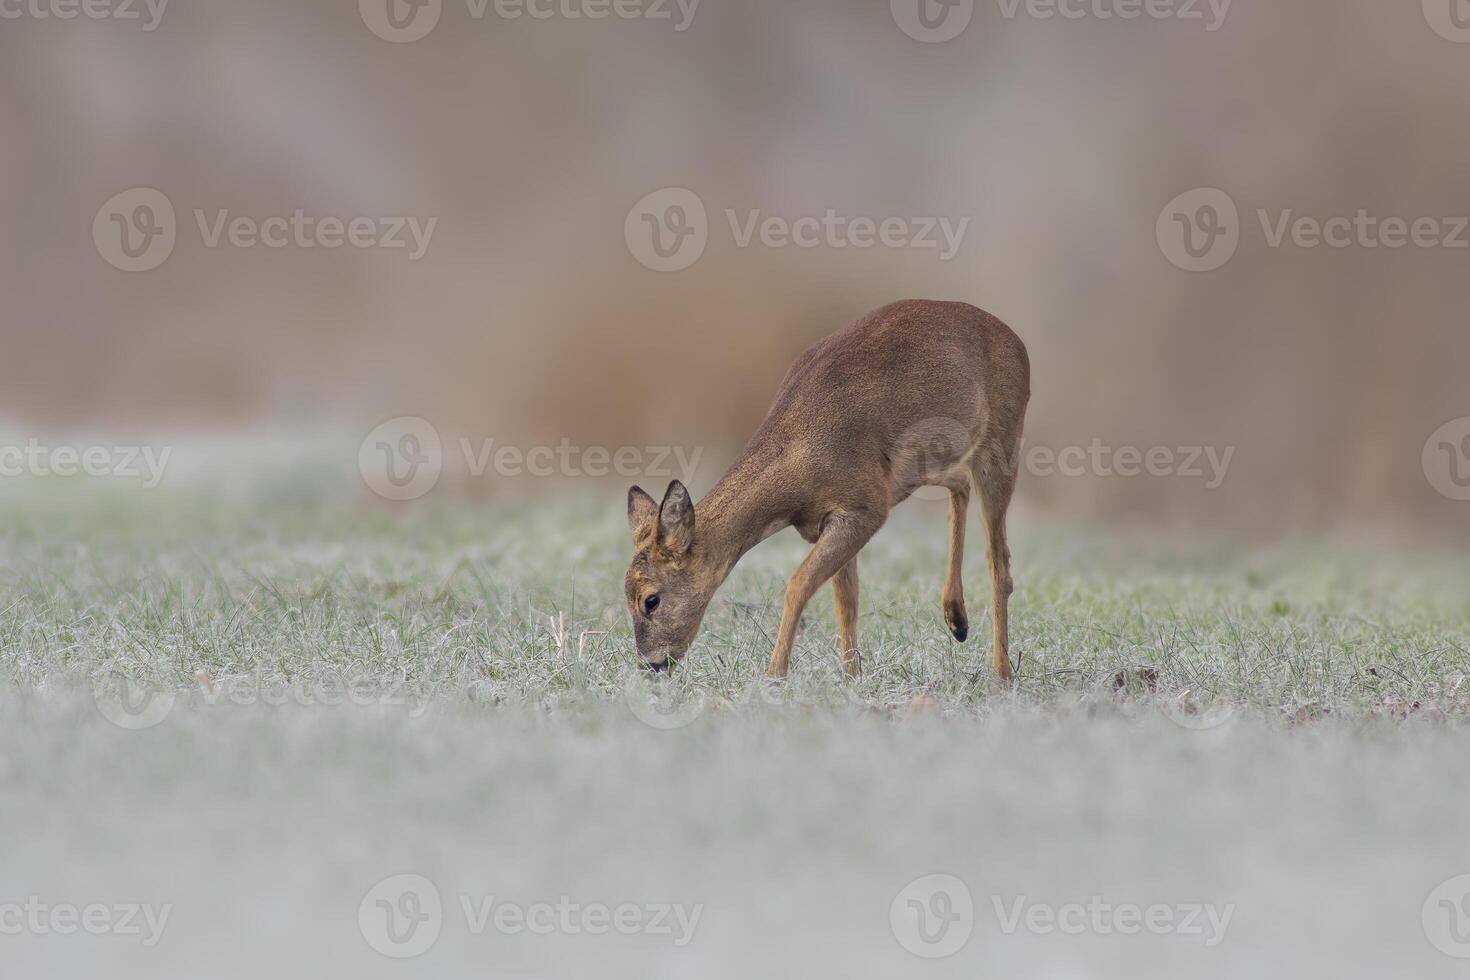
[2, 480, 1469, 977]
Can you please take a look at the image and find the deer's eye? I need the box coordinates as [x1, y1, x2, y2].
[643, 593, 661, 616]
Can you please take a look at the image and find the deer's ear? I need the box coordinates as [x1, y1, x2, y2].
[628, 486, 660, 543]
[658, 480, 695, 554]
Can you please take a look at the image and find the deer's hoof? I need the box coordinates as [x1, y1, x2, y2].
[944, 604, 969, 642]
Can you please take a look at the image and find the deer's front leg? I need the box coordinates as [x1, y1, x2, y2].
[767, 511, 883, 678]
[832, 557, 861, 677]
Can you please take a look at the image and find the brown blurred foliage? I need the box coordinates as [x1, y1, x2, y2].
[2, 0, 1468, 534]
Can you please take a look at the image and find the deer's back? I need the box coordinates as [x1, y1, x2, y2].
[763, 300, 1029, 465]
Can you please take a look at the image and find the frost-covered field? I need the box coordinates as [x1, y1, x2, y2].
[3, 481, 1470, 978]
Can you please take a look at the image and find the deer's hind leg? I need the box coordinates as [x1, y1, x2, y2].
[971, 447, 1018, 681]
[942, 480, 971, 642]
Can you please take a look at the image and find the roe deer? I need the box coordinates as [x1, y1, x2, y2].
[624, 299, 1030, 679]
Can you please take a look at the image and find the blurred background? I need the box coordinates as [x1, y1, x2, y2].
[3, 0, 1469, 535]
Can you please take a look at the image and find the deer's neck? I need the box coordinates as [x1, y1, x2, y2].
[693, 441, 794, 583]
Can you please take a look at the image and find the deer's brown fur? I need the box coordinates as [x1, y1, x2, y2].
[626, 299, 1030, 679]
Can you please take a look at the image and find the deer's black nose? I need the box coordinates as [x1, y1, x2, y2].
[645, 659, 670, 673]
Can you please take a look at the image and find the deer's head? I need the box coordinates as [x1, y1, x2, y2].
[624, 481, 716, 671]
